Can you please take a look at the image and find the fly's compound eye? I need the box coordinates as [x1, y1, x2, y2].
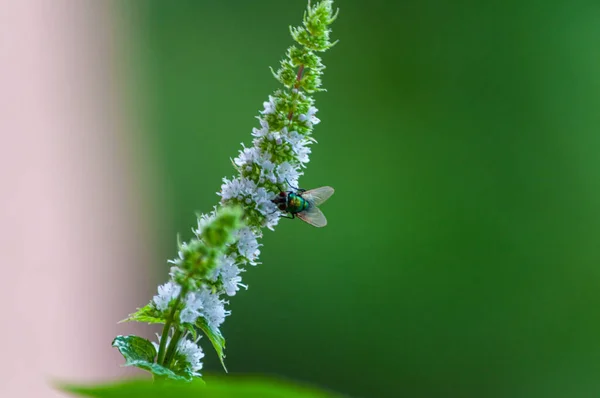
[278, 204, 287, 211]
[279, 192, 286, 197]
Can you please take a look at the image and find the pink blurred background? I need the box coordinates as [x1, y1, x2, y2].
[0, 2, 161, 396]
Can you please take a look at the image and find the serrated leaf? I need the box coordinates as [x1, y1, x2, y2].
[60, 376, 343, 398]
[112, 336, 192, 382]
[120, 303, 164, 324]
[128, 360, 192, 382]
[112, 335, 157, 363]
[196, 317, 227, 372]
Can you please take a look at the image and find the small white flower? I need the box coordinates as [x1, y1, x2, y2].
[234, 227, 261, 264]
[152, 333, 204, 377]
[276, 161, 302, 187]
[260, 159, 277, 183]
[167, 248, 184, 267]
[307, 106, 319, 122]
[215, 254, 247, 296]
[180, 291, 204, 324]
[178, 286, 230, 329]
[286, 131, 311, 165]
[267, 130, 283, 143]
[153, 281, 181, 312]
[251, 119, 270, 138]
[299, 106, 320, 128]
[219, 177, 257, 201]
[253, 186, 280, 229]
[260, 95, 277, 115]
[208, 255, 247, 296]
[220, 177, 279, 229]
[177, 336, 204, 376]
[234, 146, 260, 168]
[196, 286, 231, 329]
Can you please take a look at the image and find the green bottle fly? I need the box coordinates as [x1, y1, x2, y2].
[272, 186, 334, 227]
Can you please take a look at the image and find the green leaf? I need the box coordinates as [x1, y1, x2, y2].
[112, 336, 192, 382]
[127, 360, 192, 382]
[60, 376, 343, 398]
[120, 303, 164, 325]
[196, 317, 227, 372]
[112, 335, 156, 363]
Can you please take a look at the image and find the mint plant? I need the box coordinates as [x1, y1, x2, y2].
[113, 0, 338, 382]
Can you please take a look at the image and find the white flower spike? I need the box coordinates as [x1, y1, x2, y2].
[114, 0, 338, 382]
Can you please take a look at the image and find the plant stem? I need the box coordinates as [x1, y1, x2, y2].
[162, 328, 184, 367]
[156, 290, 185, 364]
[294, 64, 305, 89]
[155, 307, 175, 364]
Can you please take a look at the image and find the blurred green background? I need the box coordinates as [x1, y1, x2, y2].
[122, 1, 600, 397]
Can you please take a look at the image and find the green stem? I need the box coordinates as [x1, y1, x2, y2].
[156, 288, 186, 364]
[155, 305, 176, 364]
[163, 328, 184, 367]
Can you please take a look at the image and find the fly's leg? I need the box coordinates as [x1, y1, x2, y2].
[285, 179, 305, 193]
[279, 213, 295, 220]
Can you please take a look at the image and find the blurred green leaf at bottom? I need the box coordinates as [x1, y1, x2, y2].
[61, 376, 345, 398]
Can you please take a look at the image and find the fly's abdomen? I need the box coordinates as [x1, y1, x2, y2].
[287, 193, 310, 214]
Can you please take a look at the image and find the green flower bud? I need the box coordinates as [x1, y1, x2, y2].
[200, 206, 242, 248]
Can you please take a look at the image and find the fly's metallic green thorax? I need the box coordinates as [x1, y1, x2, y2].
[286, 192, 310, 214]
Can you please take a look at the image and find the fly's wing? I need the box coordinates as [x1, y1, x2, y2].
[296, 205, 328, 228]
[302, 186, 334, 206]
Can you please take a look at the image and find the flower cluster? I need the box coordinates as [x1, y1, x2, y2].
[113, 0, 337, 382]
[152, 333, 205, 377]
